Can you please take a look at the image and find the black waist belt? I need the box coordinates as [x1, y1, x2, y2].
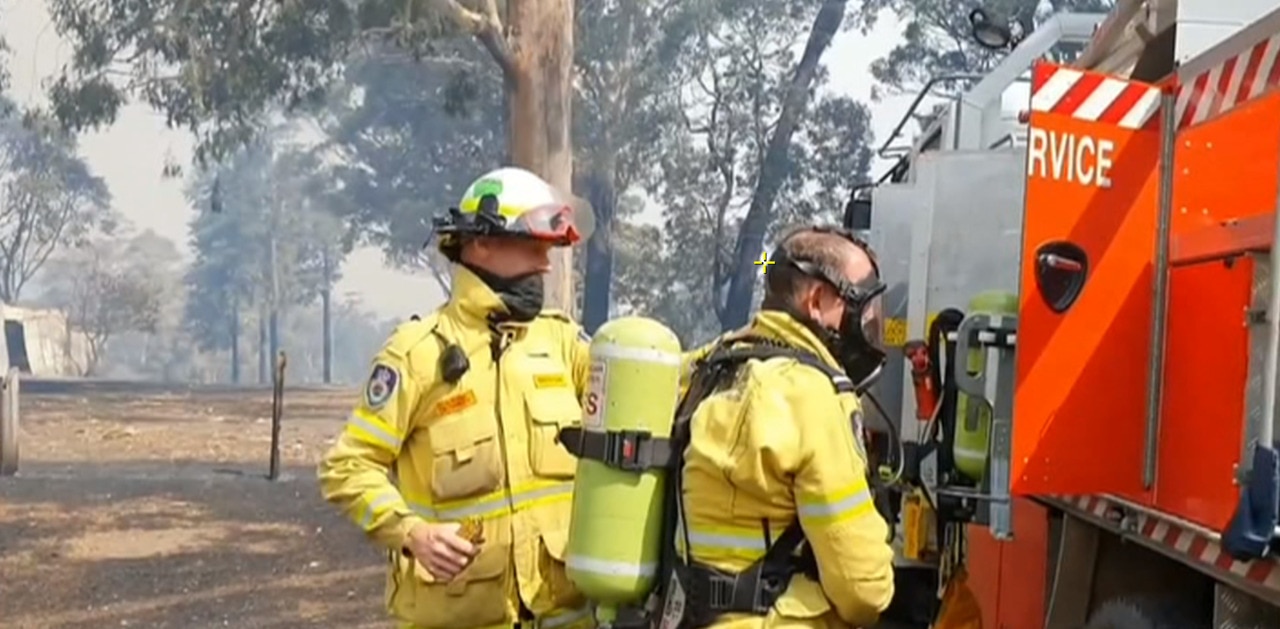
[677, 521, 813, 624]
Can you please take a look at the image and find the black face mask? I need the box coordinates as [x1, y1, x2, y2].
[463, 263, 545, 322]
[785, 303, 886, 392]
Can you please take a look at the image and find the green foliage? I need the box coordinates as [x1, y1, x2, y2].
[182, 137, 350, 353]
[853, 0, 1116, 98]
[571, 0, 707, 329]
[317, 42, 504, 269]
[39, 228, 173, 376]
[183, 192, 254, 353]
[37, 218, 388, 383]
[43, 0, 882, 353]
[610, 0, 872, 342]
[573, 0, 697, 189]
[44, 0, 362, 165]
[0, 104, 115, 302]
[41, 0, 519, 168]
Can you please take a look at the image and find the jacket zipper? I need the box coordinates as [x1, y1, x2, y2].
[492, 329, 515, 512]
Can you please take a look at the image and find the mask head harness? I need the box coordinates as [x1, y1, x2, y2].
[769, 225, 887, 392]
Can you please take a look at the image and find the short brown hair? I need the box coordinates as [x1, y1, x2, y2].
[761, 225, 877, 310]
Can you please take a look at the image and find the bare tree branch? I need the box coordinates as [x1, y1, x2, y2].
[430, 0, 517, 82]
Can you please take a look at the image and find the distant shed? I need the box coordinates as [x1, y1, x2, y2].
[0, 304, 92, 376]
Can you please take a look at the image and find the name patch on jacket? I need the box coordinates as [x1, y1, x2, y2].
[533, 373, 568, 389]
[364, 363, 399, 408]
[434, 390, 478, 416]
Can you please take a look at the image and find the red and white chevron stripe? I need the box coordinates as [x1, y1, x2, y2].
[1030, 66, 1162, 130]
[1176, 33, 1280, 130]
[1051, 494, 1280, 594]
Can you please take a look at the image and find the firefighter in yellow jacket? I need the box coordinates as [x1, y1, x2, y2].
[318, 167, 594, 629]
[656, 225, 895, 629]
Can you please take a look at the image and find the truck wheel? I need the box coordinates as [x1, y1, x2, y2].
[1082, 596, 1198, 629]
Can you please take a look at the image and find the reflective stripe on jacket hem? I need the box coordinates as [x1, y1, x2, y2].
[404, 479, 574, 521]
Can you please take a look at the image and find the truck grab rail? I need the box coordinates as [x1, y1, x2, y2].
[876, 74, 984, 158]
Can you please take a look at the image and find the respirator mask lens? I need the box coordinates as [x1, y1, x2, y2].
[859, 290, 885, 351]
[837, 281, 887, 391]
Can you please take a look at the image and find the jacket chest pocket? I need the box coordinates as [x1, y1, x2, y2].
[525, 388, 582, 479]
[427, 410, 503, 502]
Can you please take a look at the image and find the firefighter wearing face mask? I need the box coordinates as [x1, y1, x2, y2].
[653, 225, 896, 629]
[317, 166, 596, 629]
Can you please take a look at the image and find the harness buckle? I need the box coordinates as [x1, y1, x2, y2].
[753, 574, 786, 612]
[605, 429, 651, 472]
[706, 573, 736, 610]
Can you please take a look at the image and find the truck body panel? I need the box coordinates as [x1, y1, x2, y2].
[1014, 63, 1161, 498]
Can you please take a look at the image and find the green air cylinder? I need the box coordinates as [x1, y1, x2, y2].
[952, 290, 1018, 484]
[565, 316, 683, 614]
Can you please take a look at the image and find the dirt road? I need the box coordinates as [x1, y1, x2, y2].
[0, 385, 390, 628]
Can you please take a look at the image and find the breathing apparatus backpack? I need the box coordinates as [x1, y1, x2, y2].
[561, 333, 866, 629]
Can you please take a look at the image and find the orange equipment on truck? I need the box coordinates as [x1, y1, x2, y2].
[855, 2, 1280, 627]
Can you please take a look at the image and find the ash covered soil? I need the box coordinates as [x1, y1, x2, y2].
[0, 385, 389, 628]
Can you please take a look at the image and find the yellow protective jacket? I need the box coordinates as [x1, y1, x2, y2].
[317, 265, 593, 629]
[678, 310, 895, 628]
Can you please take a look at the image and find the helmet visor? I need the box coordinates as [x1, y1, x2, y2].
[513, 203, 581, 245]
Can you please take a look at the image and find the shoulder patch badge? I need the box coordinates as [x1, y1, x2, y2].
[364, 363, 400, 408]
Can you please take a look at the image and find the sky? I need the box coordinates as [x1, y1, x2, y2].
[0, 1, 914, 319]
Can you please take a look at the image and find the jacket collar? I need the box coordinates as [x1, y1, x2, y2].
[442, 264, 509, 325]
[738, 309, 841, 371]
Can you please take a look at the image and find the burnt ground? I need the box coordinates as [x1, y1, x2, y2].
[0, 384, 389, 629]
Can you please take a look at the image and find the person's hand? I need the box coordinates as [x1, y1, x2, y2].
[405, 522, 479, 581]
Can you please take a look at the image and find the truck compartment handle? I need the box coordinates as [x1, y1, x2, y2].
[1034, 241, 1089, 313]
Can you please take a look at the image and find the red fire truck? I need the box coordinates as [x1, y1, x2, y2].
[856, 2, 1280, 627]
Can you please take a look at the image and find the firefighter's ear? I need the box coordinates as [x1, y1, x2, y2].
[797, 279, 828, 321]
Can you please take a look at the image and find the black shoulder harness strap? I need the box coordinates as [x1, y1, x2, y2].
[557, 337, 854, 472]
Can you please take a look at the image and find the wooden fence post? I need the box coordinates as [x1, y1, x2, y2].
[269, 351, 287, 481]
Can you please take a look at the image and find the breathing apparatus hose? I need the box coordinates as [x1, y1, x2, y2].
[862, 390, 906, 544]
[863, 391, 905, 485]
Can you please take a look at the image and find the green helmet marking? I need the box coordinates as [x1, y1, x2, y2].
[472, 177, 504, 200]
